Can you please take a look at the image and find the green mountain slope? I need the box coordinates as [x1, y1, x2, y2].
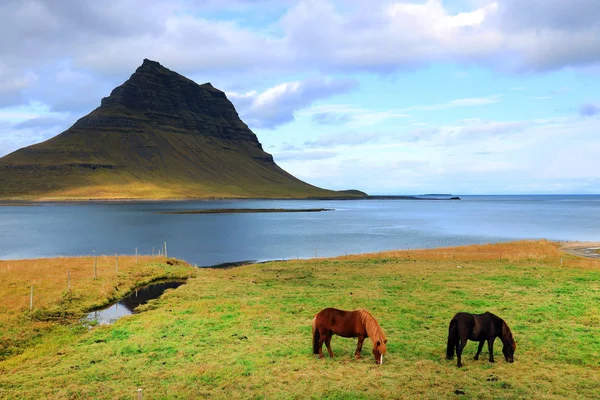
[0, 60, 365, 200]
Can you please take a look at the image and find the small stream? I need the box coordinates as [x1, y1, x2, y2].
[85, 280, 185, 325]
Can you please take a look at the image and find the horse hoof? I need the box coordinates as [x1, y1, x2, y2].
[457, 364, 463, 368]
[474, 357, 479, 361]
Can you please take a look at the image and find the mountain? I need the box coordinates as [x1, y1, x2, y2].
[0, 59, 366, 200]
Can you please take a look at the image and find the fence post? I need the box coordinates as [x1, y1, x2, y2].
[164, 241, 168, 258]
[137, 388, 143, 400]
[152, 247, 155, 257]
[30, 284, 34, 311]
[560, 258, 563, 267]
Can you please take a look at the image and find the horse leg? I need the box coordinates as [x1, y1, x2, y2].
[325, 334, 334, 358]
[355, 335, 365, 359]
[487, 338, 495, 363]
[456, 337, 468, 368]
[317, 330, 327, 359]
[474, 340, 484, 360]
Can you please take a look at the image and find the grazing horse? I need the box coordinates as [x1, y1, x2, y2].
[312, 308, 387, 364]
[446, 311, 516, 367]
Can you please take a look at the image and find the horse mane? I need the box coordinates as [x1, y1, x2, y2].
[358, 309, 386, 345]
[501, 320, 515, 346]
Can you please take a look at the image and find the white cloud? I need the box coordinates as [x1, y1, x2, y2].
[275, 150, 338, 161]
[0, 103, 72, 156]
[0, 65, 38, 107]
[297, 104, 410, 126]
[298, 95, 500, 127]
[302, 131, 387, 148]
[406, 95, 502, 111]
[227, 77, 357, 128]
[276, 115, 600, 194]
[2, 0, 599, 80]
[0, 0, 597, 119]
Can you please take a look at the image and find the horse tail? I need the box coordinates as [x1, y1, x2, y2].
[312, 316, 320, 354]
[446, 318, 457, 360]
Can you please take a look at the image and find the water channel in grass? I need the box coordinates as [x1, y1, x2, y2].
[85, 280, 186, 325]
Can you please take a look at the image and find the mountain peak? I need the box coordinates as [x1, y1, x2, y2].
[0, 60, 362, 200]
[142, 58, 160, 66]
[136, 58, 171, 74]
[99, 60, 233, 128]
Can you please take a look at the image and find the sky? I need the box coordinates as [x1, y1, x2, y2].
[1, 0, 599, 195]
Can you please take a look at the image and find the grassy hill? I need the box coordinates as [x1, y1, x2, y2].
[1, 241, 599, 399]
[0, 60, 364, 200]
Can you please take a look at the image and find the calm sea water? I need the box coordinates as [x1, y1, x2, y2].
[1, 195, 598, 266]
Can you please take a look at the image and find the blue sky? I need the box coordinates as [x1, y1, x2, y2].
[1, 0, 599, 194]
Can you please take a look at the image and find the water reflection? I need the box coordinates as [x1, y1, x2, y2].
[85, 280, 185, 325]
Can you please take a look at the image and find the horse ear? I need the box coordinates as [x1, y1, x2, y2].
[384, 339, 387, 344]
[376, 340, 381, 347]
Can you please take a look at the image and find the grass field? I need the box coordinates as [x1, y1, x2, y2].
[1, 241, 599, 399]
[0, 255, 195, 361]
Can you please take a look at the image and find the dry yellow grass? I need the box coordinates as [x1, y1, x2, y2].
[354, 239, 563, 261]
[347, 239, 600, 269]
[0, 255, 195, 359]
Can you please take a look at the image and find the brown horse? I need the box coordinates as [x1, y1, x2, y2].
[312, 308, 387, 364]
[446, 311, 516, 367]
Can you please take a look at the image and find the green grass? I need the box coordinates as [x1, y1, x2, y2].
[0, 124, 352, 200]
[0, 241, 599, 399]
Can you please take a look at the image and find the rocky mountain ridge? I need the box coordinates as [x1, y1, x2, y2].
[0, 59, 365, 200]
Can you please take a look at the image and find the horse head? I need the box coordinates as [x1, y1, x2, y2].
[501, 322, 516, 363]
[373, 338, 387, 364]
[502, 339, 516, 363]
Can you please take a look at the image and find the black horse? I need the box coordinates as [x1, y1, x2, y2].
[446, 312, 516, 367]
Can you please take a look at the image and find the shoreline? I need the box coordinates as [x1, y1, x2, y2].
[560, 241, 600, 258]
[0, 195, 463, 203]
[4, 240, 600, 266]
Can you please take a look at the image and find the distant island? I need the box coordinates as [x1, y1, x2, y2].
[366, 195, 460, 200]
[307, 195, 461, 200]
